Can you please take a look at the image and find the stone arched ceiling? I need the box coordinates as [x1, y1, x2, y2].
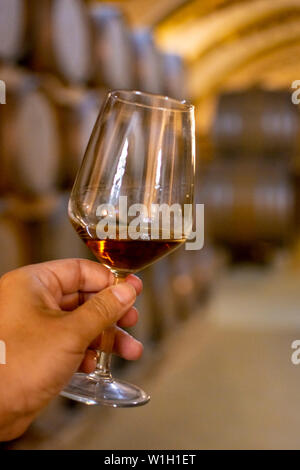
[104, 0, 300, 132]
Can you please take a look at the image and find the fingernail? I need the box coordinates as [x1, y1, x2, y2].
[112, 282, 136, 305]
[126, 275, 143, 293]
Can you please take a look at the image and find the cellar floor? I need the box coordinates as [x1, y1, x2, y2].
[11, 253, 300, 450]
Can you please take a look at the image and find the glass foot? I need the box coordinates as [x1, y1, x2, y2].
[60, 373, 150, 407]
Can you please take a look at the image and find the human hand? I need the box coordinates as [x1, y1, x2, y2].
[0, 259, 143, 441]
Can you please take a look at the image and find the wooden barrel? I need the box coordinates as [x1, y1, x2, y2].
[199, 159, 294, 256]
[9, 193, 91, 263]
[31, 0, 92, 84]
[42, 77, 103, 186]
[131, 29, 162, 94]
[0, 67, 37, 193]
[89, 3, 134, 89]
[0, 67, 61, 196]
[160, 52, 186, 101]
[212, 89, 300, 157]
[0, 0, 29, 62]
[0, 200, 29, 275]
[0, 218, 29, 275]
[31, 1, 134, 88]
[38, 193, 92, 262]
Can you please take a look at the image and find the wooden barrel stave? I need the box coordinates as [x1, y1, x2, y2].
[30, 0, 92, 84]
[212, 89, 300, 156]
[0, 198, 30, 275]
[41, 77, 104, 186]
[199, 159, 294, 255]
[131, 28, 163, 95]
[0, 0, 30, 63]
[160, 52, 186, 100]
[89, 3, 134, 89]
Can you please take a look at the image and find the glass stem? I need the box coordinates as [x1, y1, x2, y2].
[93, 273, 126, 380]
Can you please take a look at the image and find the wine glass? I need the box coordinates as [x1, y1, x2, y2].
[61, 90, 195, 407]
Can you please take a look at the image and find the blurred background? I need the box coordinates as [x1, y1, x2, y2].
[1, 0, 300, 450]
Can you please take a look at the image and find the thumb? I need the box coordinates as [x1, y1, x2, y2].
[67, 282, 137, 348]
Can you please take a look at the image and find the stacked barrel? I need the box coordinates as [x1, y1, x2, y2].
[200, 88, 300, 262]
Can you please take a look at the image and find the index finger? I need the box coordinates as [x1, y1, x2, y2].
[24, 258, 114, 304]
